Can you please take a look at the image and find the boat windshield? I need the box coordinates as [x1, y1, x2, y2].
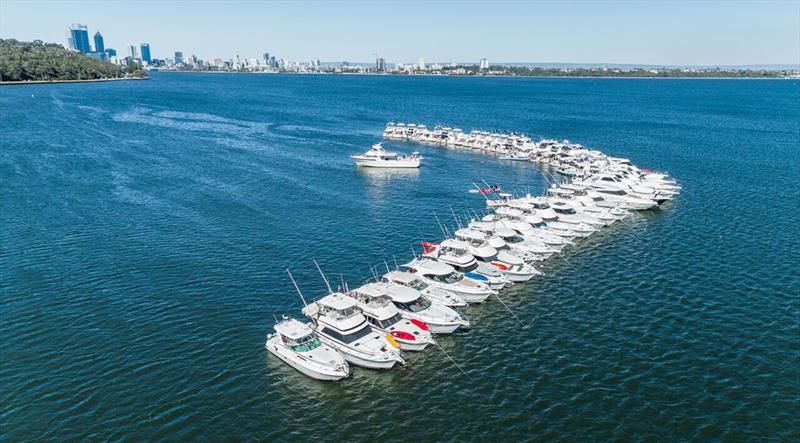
[406, 279, 428, 291]
[356, 293, 390, 308]
[321, 324, 373, 344]
[288, 334, 322, 353]
[459, 262, 478, 272]
[432, 272, 462, 284]
[396, 297, 432, 313]
[325, 305, 359, 321]
[377, 312, 404, 329]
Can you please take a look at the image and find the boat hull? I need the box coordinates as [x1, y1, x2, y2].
[353, 158, 420, 168]
[265, 339, 349, 381]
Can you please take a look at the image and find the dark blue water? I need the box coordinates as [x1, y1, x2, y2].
[1, 74, 798, 441]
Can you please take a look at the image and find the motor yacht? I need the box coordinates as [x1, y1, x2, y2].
[349, 283, 435, 351]
[382, 270, 467, 307]
[421, 240, 508, 290]
[302, 292, 405, 369]
[383, 283, 470, 333]
[455, 228, 540, 281]
[265, 317, 350, 381]
[498, 152, 530, 161]
[404, 258, 496, 303]
[351, 143, 421, 168]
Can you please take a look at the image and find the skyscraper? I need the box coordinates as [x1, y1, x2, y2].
[479, 59, 489, 70]
[126, 44, 139, 59]
[376, 57, 386, 72]
[66, 24, 91, 53]
[262, 53, 270, 65]
[417, 58, 426, 70]
[93, 31, 105, 53]
[174, 51, 184, 64]
[140, 43, 151, 63]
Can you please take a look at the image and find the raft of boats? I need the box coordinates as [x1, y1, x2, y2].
[266, 122, 680, 381]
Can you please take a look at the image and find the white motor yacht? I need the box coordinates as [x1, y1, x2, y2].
[382, 270, 467, 307]
[383, 283, 470, 333]
[455, 228, 540, 281]
[421, 240, 508, 290]
[265, 317, 350, 381]
[350, 283, 435, 351]
[404, 258, 496, 303]
[351, 143, 421, 168]
[302, 293, 405, 369]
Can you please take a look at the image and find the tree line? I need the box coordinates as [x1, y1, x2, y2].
[0, 39, 144, 82]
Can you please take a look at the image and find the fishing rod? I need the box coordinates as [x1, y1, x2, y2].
[433, 211, 450, 239]
[383, 259, 391, 274]
[449, 205, 463, 230]
[313, 259, 333, 294]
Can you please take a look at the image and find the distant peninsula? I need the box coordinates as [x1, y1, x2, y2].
[0, 39, 146, 84]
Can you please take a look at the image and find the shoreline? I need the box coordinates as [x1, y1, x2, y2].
[0, 76, 150, 86]
[151, 70, 798, 80]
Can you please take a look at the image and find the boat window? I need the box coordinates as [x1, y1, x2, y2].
[395, 297, 431, 313]
[378, 313, 404, 329]
[460, 262, 478, 272]
[321, 325, 372, 344]
[289, 334, 322, 352]
[442, 272, 462, 284]
[326, 306, 358, 321]
[409, 279, 428, 291]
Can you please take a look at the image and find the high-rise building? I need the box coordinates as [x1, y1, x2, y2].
[126, 44, 139, 59]
[417, 57, 426, 70]
[262, 53, 270, 65]
[66, 24, 91, 53]
[174, 51, 184, 64]
[269, 56, 277, 68]
[140, 43, 151, 63]
[93, 31, 105, 53]
[479, 58, 489, 70]
[106, 48, 117, 57]
[376, 57, 386, 72]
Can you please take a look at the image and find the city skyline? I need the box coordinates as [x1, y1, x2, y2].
[2, 0, 799, 66]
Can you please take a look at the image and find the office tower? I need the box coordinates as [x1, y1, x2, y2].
[126, 44, 139, 59]
[174, 51, 184, 64]
[262, 53, 270, 65]
[93, 31, 104, 53]
[417, 58, 426, 70]
[376, 57, 386, 72]
[140, 43, 151, 63]
[106, 48, 117, 57]
[480, 59, 489, 70]
[66, 24, 91, 53]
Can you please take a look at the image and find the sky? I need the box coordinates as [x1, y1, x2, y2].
[1, 0, 799, 66]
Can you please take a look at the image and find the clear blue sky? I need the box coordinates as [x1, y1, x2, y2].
[2, 0, 798, 65]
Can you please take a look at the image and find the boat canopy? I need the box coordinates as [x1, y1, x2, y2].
[274, 319, 314, 340]
[352, 283, 388, 299]
[318, 293, 357, 311]
[412, 260, 454, 276]
[384, 284, 421, 303]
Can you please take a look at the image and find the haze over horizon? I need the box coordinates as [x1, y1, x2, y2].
[1, 0, 799, 66]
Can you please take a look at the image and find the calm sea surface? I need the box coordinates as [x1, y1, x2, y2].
[1, 73, 798, 441]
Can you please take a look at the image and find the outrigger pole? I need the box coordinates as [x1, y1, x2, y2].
[286, 268, 308, 310]
[313, 259, 333, 294]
